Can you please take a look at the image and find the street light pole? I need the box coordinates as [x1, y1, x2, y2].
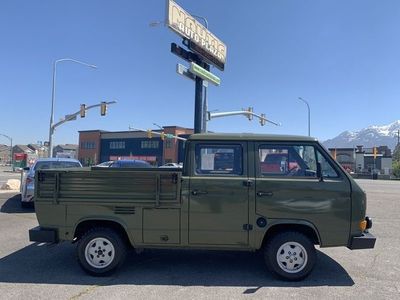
[48, 58, 97, 158]
[298, 97, 311, 136]
[0, 133, 13, 171]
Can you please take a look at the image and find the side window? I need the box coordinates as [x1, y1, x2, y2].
[195, 144, 243, 176]
[259, 145, 317, 177]
[317, 150, 339, 178]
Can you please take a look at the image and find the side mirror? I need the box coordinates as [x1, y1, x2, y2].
[23, 167, 30, 171]
[317, 162, 323, 182]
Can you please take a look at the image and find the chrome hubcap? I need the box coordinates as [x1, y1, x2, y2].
[276, 242, 308, 273]
[85, 237, 115, 269]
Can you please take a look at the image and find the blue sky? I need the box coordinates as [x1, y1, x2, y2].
[1, 0, 399, 146]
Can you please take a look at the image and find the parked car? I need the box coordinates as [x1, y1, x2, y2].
[21, 158, 82, 207]
[95, 159, 153, 168]
[159, 162, 183, 168]
[95, 161, 114, 167]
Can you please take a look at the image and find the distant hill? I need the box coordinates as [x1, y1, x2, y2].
[323, 120, 400, 150]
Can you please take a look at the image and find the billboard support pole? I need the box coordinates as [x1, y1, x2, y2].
[194, 69, 204, 134]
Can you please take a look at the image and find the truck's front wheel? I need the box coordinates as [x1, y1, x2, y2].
[264, 231, 316, 281]
[77, 228, 127, 276]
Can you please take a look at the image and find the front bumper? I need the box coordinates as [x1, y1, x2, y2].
[29, 226, 58, 243]
[348, 232, 376, 250]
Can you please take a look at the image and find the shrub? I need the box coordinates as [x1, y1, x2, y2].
[393, 161, 400, 178]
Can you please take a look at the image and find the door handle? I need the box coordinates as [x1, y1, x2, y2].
[257, 191, 274, 197]
[191, 190, 208, 196]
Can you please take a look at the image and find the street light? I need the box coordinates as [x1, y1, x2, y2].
[0, 133, 13, 171]
[48, 58, 97, 157]
[152, 123, 164, 130]
[298, 97, 311, 137]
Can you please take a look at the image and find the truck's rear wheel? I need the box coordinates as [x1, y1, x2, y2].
[264, 231, 316, 281]
[77, 227, 127, 276]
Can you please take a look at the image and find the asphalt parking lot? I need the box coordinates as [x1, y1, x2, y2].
[0, 178, 399, 299]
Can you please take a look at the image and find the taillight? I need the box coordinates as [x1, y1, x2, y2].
[26, 177, 33, 184]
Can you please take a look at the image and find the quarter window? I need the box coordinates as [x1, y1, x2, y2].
[195, 144, 243, 175]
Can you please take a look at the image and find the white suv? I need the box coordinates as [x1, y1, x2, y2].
[21, 158, 82, 207]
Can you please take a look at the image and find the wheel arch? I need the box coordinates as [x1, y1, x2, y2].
[73, 218, 135, 247]
[260, 220, 321, 249]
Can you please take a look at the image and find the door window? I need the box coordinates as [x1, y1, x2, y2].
[194, 144, 243, 175]
[316, 150, 339, 178]
[258, 144, 340, 179]
[259, 145, 317, 177]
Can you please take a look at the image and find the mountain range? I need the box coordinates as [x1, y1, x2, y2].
[322, 120, 400, 150]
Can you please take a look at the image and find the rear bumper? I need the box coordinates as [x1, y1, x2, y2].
[348, 232, 376, 250]
[21, 186, 34, 203]
[29, 226, 58, 243]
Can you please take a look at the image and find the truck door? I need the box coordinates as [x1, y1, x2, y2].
[255, 142, 351, 246]
[188, 142, 250, 246]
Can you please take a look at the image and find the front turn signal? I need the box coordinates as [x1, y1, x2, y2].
[359, 220, 367, 231]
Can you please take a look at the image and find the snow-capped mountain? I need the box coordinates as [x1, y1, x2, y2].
[323, 120, 400, 150]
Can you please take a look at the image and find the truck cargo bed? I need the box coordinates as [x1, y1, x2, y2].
[35, 167, 182, 206]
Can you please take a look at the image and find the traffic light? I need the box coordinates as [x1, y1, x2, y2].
[100, 102, 107, 116]
[247, 107, 253, 121]
[373, 147, 378, 159]
[80, 104, 86, 118]
[147, 129, 152, 139]
[260, 113, 266, 126]
[160, 132, 165, 140]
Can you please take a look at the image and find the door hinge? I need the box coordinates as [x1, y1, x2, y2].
[243, 180, 253, 187]
[243, 224, 253, 231]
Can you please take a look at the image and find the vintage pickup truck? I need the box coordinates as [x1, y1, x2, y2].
[29, 133, 376, 280]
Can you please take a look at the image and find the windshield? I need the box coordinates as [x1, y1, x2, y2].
[34, 161, 81, 170]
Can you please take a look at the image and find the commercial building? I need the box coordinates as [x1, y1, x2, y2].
[328, 145, 393, 175]
[53, 144, 78, 159]
[78, 126, 193, 166]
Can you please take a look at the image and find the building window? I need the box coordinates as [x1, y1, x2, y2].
[141, 141, 159, 149]
[81, 141, 95, 149]
[110, 141, 125, 149]
[165, 139, 173, 149]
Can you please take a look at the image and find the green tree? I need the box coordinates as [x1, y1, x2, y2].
[393, 144, 400, 162]
[393, 161, 400, 178]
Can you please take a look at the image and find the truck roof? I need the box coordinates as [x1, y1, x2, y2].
[188, 133, 318, 142]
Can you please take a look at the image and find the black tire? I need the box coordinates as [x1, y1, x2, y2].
[77, 227, 127, 276]
[264, 231, 316, 281]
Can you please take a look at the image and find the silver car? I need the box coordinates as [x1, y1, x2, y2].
[21, 158, 82, 207]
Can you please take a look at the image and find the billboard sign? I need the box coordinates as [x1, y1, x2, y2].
[190, 62, 220, 86]
[166, 0, 227, 70]
[176, 63, 208, 86]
